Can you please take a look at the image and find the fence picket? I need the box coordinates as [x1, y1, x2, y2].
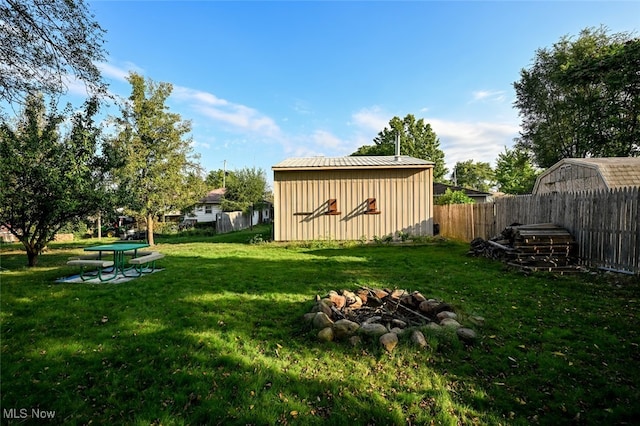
[433, 188, 640, 274]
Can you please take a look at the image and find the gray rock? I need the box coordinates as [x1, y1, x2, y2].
[318, 327, 334, 342]
[312, 312, 334, 330]
[359, 323, 388, 337]
[348, 335, 362, 347]
[411, 330, 428, 348]
[391, 319, 408, 329]
[310, 300, 333, 316]
[333, 319, 360, 339]
[303, 312, 317, 323]
[379, 332, 398, 352]
[440, 318, 462, 329]
[437, 311, 458, 321]
[423, 322, 442, 332]
[456, 327, 478, 345]
[389, 327, 404, 335]
[361, 315, 382, 326]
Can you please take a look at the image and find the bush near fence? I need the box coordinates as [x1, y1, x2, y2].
[434, 187, 640, 274]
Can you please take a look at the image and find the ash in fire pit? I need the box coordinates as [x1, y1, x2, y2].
[304, 287, 480, 351]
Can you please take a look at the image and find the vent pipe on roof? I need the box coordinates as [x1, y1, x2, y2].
[394, 132, 400, 161]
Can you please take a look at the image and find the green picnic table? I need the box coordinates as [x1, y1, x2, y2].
[84, 242, 150, 280]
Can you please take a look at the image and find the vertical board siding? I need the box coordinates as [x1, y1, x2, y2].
[433, 187, 640, 274]
[274, 168, 433, 241]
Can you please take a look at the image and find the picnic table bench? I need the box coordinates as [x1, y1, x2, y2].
[66, 259, 115, 281]
[127, 251, 165, 276]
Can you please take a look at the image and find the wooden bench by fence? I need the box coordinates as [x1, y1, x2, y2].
[66, 259, 115, 282]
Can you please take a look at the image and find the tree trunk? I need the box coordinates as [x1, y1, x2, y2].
[26, 246, 39, 267]
[147, 213, 155, 246]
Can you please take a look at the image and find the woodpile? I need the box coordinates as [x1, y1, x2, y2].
[469, 223, 585, 273]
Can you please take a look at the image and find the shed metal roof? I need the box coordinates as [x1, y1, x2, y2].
[539, 157, 640, 190]
[272, 155, 434, 171]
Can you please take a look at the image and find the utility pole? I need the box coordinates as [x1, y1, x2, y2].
[223, 160, 227, 189]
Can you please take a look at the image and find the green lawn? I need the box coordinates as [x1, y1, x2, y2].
[1, 225, 639, 425]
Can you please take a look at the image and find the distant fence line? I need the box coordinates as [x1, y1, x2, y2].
[215, 211, 252, 234]
[433, 187, 640, 274]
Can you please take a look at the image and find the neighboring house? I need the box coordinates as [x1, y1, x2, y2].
[271, 155, 434, 241]
[187, 188, 225, 223]
[1, 224, 17, 243]
[532, 157, 640, 195]
[433, 182, 493, 203]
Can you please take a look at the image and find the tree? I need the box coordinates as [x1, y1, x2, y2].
[0, 0, 108, 105]
[351, 114, 448, 181]
[435, 188, 474, 205]
[0, 94, 113, 266]
[514, 27, 639, 168]
[220, 167, 268, 213]
[205, 168, 235, 190]
[494, 146, 540, 194]
[451, 160, 494, 192]
[560, 38, 640, 159]
[108, 73, 206, 246]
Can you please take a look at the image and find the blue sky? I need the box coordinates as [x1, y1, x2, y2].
[77, 1, 639, 185]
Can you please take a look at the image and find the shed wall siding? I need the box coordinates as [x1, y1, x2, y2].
[535, 165, 607, 194]
[273, 168, 432, 241]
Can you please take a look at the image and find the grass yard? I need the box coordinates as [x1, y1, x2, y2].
[1, 225, 639, 425]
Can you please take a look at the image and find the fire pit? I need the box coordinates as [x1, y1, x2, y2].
[304, 287, 480, 351]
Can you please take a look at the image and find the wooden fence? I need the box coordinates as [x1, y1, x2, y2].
[215, 211, 252, 234]
[433, 187, 640, 274]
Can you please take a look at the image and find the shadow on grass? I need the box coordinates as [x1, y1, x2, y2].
[2, 241, 639, 425]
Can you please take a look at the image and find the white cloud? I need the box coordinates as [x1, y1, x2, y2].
[350, 106, 390, 133]
[348, 107, 520, 173]
[98, 61, 144, 82]
[471, 90, 507, 103]
[171, 86, 282, 138]
[427, 117, 520, 173]
[311, 130, 344, 150]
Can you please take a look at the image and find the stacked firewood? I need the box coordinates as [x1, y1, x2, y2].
[469, 223, 583, 273]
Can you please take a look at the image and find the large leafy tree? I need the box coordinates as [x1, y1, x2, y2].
[0, 0, 108, 105]
[109, 73, 206, 245]
[352, 114, 448, 181]
[205, 168, 236, 190]
[514, 27, 639, 168]
[451, 160, 495, 193]
[494, 146, 540, 194]
[220, 167, 268, 213]
[0, 95, 113, 266]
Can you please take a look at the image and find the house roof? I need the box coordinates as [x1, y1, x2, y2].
[272, 155, 434, 171]
[200, 188, 225, 204]
[534, 157, 640, 191]
[433, 182, 491, 197]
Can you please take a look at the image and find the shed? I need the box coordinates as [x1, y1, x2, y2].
[271, 155, 434, 241]
[532, 157, 640, 195]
